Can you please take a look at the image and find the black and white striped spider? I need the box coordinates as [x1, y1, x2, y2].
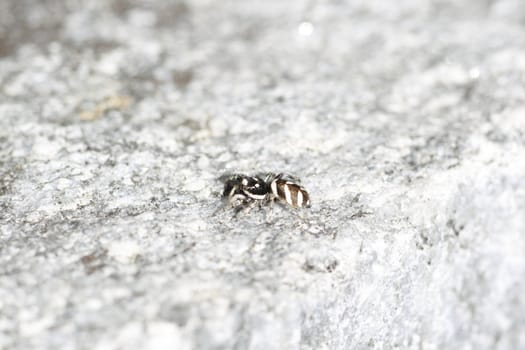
[221, 172, 310, 214]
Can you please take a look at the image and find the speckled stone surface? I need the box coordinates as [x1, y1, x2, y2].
[1, 0, 525, 349]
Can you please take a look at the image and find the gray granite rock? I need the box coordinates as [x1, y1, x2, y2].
[1, 0, 525, 349]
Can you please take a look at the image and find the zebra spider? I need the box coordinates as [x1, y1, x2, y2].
[221, 172, 310, 214]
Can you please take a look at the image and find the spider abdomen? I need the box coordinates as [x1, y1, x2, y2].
[271, 179, 311, 208]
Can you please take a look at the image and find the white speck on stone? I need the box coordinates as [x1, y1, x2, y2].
[469, 67, 481, 80]
[97, 322, 142, 350]
[209, 118, 228, 137]
[84, 298, 103, 311]
[183, 177, 206, 192]
[197, 156, 210, 169]
[96, 50, 125, 76]
[298, 21, 314, 36]
[55, 178, 73, 190]
[145, 321, 191, 350]
[108, 241, 142, 264]
[102, 287, 132, 302]
[31, 137, 63, 160]
[127, 9, 157, 28]
[24, 211, 44, 224]
[18, 316, 54, 338]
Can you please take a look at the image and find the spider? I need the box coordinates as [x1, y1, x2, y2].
[220, 172, 310, 215]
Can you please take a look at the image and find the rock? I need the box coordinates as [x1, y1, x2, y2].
[1, 0, 524, 349]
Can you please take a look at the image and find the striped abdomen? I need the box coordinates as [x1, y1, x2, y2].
[271, 179, 310, 208]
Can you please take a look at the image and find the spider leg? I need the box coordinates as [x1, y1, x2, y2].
[233, 199, 259, 218]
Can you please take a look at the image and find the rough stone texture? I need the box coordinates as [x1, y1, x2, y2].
[1, 0, 525, 349]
